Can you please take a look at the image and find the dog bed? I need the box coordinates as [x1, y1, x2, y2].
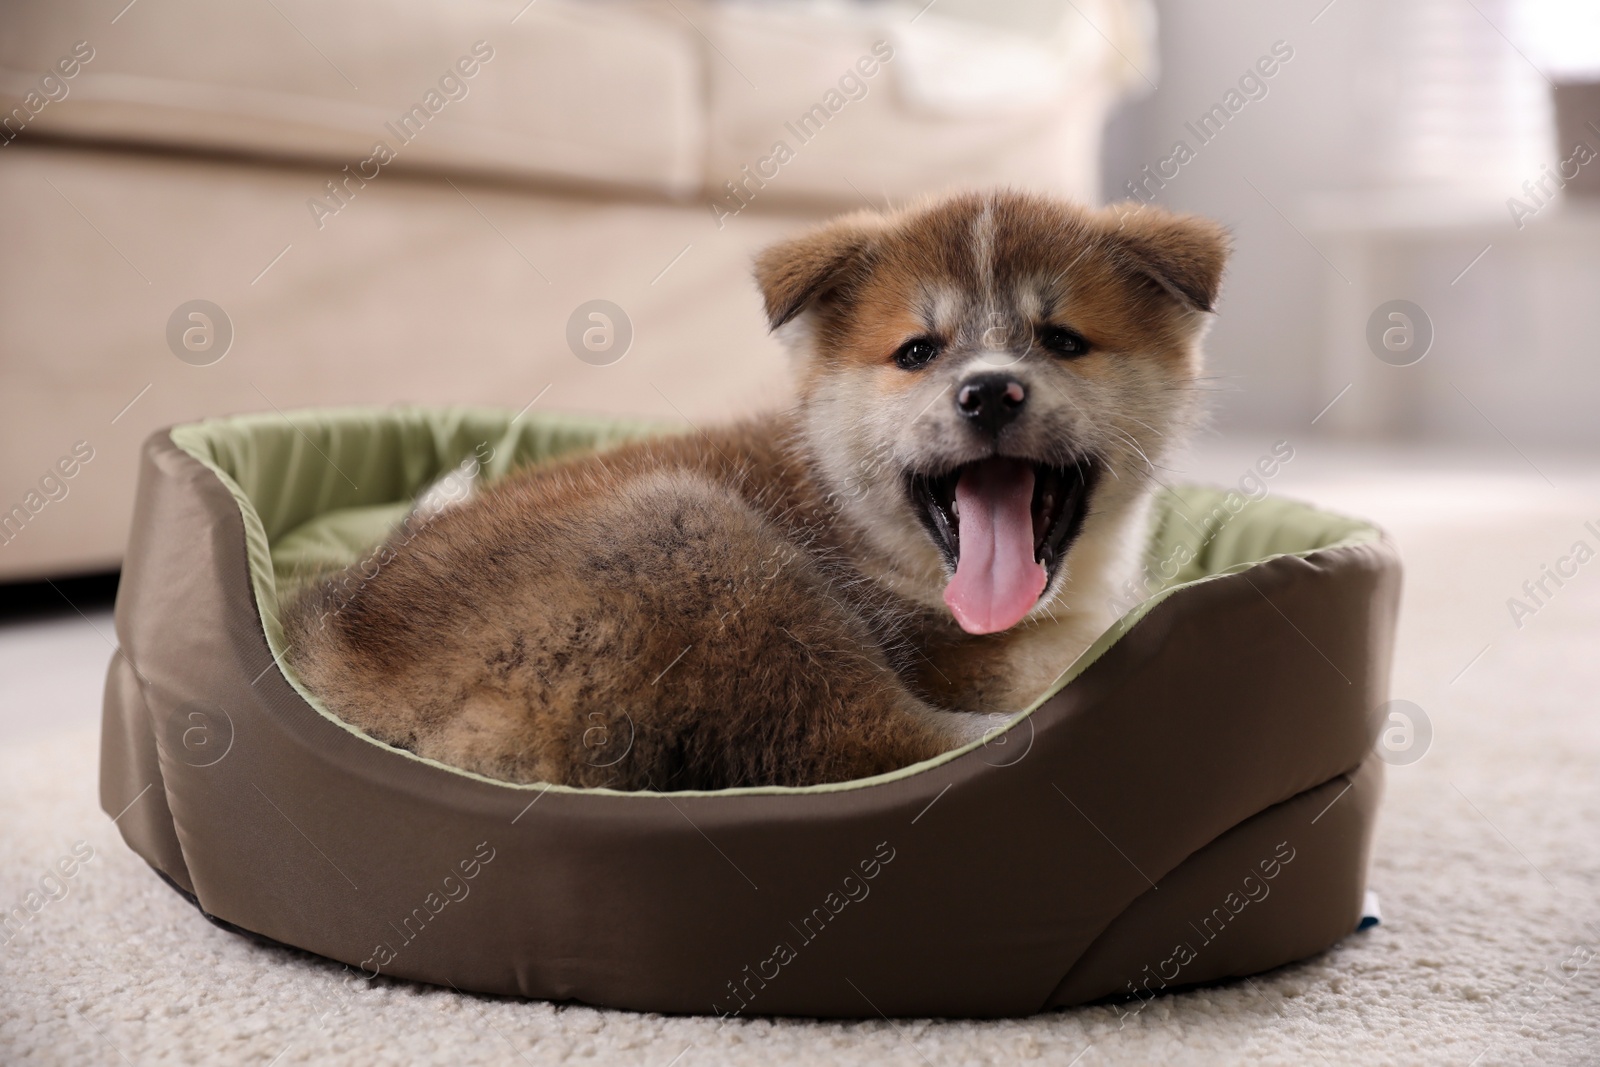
[101, 406, 1401, 1018]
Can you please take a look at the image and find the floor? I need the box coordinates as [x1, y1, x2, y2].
[1, 435, 1597, 1066]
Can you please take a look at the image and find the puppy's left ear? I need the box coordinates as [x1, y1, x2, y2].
[1103, 205, 1231, 314]
[754, 216, 880, 330]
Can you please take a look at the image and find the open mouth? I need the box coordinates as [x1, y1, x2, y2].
[909, 457, 1097, 635]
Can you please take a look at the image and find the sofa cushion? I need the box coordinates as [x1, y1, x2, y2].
[0, 0, 705, 195]
[700, 0, 1154, 212]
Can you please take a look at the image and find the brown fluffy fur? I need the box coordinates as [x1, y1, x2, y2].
[284, 191, 1229, 790]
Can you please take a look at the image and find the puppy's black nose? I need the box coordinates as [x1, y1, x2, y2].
[955, 374, 1026, 435]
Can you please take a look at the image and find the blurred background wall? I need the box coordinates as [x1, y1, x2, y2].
[1102, 0, 1600, 445]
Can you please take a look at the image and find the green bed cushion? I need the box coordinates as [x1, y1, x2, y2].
[168, 406, 1380, 780]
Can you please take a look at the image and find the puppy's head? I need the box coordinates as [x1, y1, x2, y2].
[756, 190, 1229, 635]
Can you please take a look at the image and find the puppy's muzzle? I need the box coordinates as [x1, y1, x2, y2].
[955, 374, 1026, 436]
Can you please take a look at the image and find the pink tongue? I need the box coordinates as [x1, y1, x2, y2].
[943, 459, 1046, 635]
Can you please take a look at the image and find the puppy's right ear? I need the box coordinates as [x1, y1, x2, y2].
[754, 218, 879, 330]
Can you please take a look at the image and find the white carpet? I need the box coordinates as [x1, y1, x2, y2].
[3, 438, 1598, 1066]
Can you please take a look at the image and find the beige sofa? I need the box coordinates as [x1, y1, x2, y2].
[0, 0, 1151, 580]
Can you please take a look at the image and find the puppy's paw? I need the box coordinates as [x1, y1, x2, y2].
[919, 708, 1016, 750]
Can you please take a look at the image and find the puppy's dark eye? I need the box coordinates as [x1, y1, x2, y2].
[1039, 325, 1090, 359]
[894, 338, 941, 370]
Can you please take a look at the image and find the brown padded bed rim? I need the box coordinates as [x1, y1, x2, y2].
[101, 413, 1400, 1018]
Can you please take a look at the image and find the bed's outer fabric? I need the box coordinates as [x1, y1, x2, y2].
[100, 409, 1400, 1018]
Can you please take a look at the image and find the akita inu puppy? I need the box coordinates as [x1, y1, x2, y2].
[285, 191, 1228, 790]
